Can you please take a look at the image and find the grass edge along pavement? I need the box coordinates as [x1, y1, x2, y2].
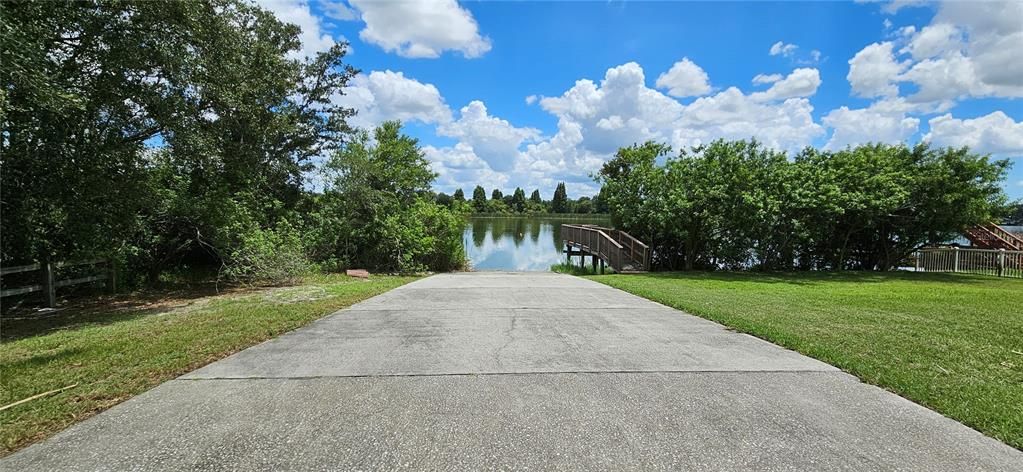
[0, 274, 417, 456]
[587, 271, 1023, 450]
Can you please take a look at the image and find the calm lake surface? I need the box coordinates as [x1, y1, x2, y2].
[464, 215, 611, 271]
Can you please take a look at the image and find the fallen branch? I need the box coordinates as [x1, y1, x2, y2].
[0, 384, 79, 412]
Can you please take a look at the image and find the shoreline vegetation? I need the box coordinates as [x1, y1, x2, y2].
[588, 271, 1023, 450]
[468, 213, 610, 219]
[596, 141, 1012, 272]
[550, 262, 612, 275]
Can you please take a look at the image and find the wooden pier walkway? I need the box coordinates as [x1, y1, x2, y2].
[964, 223, 1023, 251]
[561, 224, 650, 273]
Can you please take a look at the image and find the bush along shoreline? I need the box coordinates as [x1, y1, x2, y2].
[597, 140, 1010, 271]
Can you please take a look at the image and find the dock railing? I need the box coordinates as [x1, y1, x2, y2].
[562, 224, 650, 272]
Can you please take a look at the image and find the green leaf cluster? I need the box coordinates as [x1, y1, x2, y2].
[309, 122, 465, 273]
[598, 140, 1009, 271]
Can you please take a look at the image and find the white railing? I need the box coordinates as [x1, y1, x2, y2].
[914, 247, 1023, 279]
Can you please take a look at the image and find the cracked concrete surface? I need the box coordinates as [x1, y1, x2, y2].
[4, 272, 1021, 471]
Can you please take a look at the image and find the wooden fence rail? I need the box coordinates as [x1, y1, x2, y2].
[0, 260, 117, 307]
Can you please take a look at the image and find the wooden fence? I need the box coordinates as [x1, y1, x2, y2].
[913, 247, 1023, 279]
[0, 259, 117, 307]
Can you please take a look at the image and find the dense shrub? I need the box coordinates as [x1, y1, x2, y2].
[375, 200, 466, 273]
[223, 222, 311, 285]
[598, 140, 1009, 271]
[310, 121, 466, 273]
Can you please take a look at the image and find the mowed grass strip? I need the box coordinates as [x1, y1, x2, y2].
[0, 274, 417, 456]
[589, 271, 1023, 450]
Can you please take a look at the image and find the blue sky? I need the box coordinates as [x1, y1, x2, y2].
[262, 0, 1023, 199]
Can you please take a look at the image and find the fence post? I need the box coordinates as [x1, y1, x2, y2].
[915, 250, 921, 272]
[107, 259, 118, 293]
[41, 262, 56, 308]
[998, 249, 1005, 278]
[953, 247, 960, 273]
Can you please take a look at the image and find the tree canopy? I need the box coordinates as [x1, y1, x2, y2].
[598, 140, 1009, 271]
[1, 0, 462, 284]
[311, 122, 464, 273]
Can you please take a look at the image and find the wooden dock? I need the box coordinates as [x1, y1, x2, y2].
[561, 224, 650, 273]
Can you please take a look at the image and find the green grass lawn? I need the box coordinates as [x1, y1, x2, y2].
[0, 274, 416, 456]
[588, 271, 1023, 449]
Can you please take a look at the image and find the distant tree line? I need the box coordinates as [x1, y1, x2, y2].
[432, 182, 609, 214]
[598, 140, 1011, 271]
[1004, 202, 1023, 226]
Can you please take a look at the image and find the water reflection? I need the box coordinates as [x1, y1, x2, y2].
[464, 216, 611, 271]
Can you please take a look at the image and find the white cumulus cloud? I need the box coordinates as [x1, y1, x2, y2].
[924, 111, 1023, 156]
[901, 23, 961, 60]
[750, 68, 821, 102]
[335, 70, 452, 129]
[655, 58, 712, 98]
[347, 0, 491, 58]
[847, 42, 906, 98]
[675, 88, 824, 152]
[424, 144, 510, 193]
[853, 1, 1023, 103]
[439, 101, 541, 172]
[822, 99, 921, 150]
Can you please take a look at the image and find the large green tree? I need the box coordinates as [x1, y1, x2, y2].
[1, 0, 356, 282]
[312, 121, 463, 272]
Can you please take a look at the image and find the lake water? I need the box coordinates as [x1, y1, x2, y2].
[464, 215, 611, 271]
